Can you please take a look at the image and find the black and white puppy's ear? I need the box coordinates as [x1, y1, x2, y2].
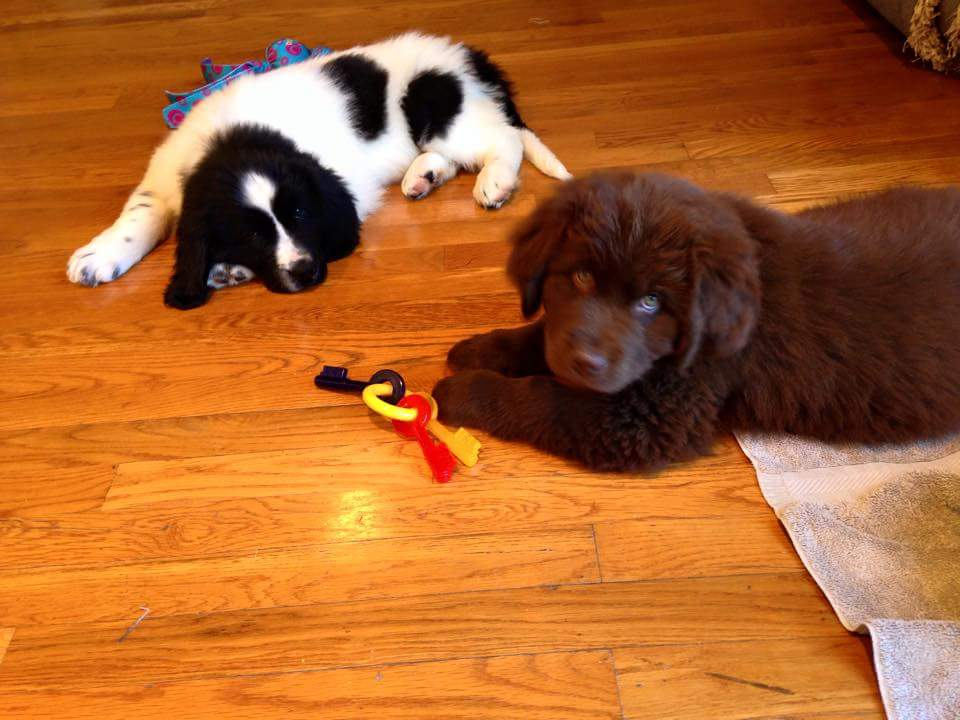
[298, 155, 360, 264]
[164, 206, 213, 310]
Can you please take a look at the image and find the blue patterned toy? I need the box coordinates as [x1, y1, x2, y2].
[162, 39, 332, 129]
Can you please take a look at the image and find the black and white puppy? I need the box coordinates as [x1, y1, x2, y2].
[66, 32, 571, 309]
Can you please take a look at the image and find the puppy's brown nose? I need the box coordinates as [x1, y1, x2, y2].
[572, 350, 608, 377]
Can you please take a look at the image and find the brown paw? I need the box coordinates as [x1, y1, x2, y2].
[446, 334, 494, 372]
[432, 374, 474, 426]
[433, 370, 500, 428]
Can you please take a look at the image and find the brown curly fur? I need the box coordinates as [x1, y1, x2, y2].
[433, 172, 960, 472]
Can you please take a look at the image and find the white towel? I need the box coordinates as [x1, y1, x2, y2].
[735, 431, 960, 720]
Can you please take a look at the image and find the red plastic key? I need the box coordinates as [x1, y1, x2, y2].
[392, 395, 456, 483]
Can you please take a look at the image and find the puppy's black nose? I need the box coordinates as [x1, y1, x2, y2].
[289, 258, 321, 286]
[572, 350, 608, 377]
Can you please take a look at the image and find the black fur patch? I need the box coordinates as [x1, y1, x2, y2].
[322, 54, 388, 141]
[465, 46, 525, 128]
[166, 124, 359, 310]
[401, 70, 463, 145]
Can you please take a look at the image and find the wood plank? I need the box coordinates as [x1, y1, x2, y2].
[0, 406, 376, 465]
[594, 516, 802, 582]
[0, 527, 600, 625]
[614, 638, 884, 719]
[1, 437, 758, 567]
[0, 459, 112, 516]
[523, 49, 937, 131]
[0, 281, 520, 358]
[766, 157, 960, 204]
[0, 573, 839, 689]
[682, 98, 960, 162]
[0, 330, 450, 431]
[0, 650, 621, 720]
[101, 431, 756, 512]
[0, 2, 211, 34]
[0, 248, 517, 336]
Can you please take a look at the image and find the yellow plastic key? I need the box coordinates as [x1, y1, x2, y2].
[363, 382, 418, 422]
[413, 392, 481, 467]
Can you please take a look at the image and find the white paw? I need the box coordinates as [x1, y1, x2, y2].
[67, 227, 143, 287]
[473, 164, 518, 209]
[401, 152, 456, 200]
[207, 263, 255, 289]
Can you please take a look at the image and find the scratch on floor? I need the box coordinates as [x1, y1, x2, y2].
[704, 671, 795, 695]
[0, 628, 15, 665]
[117, 606, 151, 643]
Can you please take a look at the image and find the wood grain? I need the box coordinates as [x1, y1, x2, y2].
[0, 573, 839, 689]
[2, 0, 956, 715]
[0, 527, 600, 625]
[102, 435, 758, 513]
[0, 650, 621, 720]
[615, 638, 885, 719]
[0, 443, 761, 570]
[0, 458, 113, 515]
[594, 516, 803, 581]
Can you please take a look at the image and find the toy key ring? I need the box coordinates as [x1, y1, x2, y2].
[313, 364, 481, 481]
[363, 382, 418, 422]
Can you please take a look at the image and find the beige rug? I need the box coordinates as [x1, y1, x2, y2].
[735, 431, 960, 719]
[868, 0, 960, 71]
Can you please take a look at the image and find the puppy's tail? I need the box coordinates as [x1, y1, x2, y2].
[520, 128, 573, 180]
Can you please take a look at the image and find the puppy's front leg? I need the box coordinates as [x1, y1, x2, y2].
[67, 130, 192, 287]
[446, 321, 549, 377]
[433, 368, 722, 472]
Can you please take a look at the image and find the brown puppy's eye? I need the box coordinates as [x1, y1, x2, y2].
[572, 269, 595, 292]
[634, 293, 660, 315]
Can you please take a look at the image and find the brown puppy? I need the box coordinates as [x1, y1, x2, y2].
[433, 172, 960, 471]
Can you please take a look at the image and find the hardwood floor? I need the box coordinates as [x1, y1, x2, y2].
[1, 1, 957, 717]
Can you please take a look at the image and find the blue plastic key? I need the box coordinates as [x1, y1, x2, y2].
[314, 366, 406, 405]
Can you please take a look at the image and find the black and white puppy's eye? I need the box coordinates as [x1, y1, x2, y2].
[572, 269, 595, 292]
[293, 207, 308, 221]
[634, 293, 660, 315]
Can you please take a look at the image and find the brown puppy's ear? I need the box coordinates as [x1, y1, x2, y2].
[678, 199, 761, 369]
[506, 197, 566, 318]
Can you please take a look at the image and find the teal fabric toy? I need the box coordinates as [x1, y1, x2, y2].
[162, 39, 332, 129]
